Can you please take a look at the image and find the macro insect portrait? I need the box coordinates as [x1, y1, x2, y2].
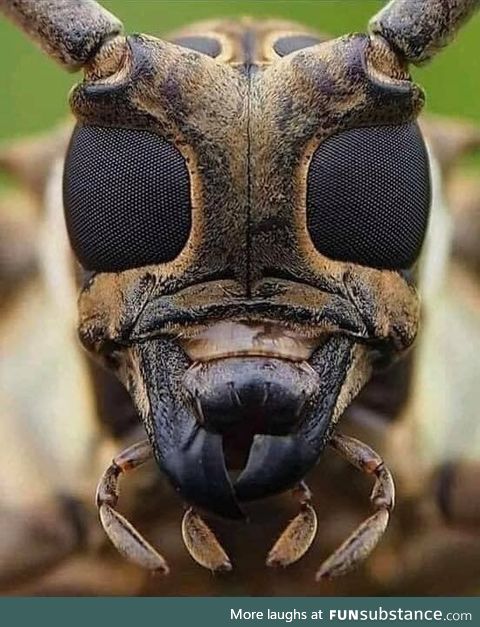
[0, 0, 479, 599]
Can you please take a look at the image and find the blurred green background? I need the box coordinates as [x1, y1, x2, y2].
[0, 0, 478, 141]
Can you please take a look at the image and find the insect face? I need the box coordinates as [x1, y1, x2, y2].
[62, 31, 428, 518]
[2, 0, 478, 582]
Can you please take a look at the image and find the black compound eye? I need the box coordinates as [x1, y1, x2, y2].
[63, 125, 192, 272]
[306, 123, 431, 270]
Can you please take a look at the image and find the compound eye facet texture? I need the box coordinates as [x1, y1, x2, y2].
[63, 125, 192, 272]
[306, 123, 431, 270]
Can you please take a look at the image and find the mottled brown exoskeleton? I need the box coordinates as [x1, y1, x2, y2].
[1, 0, 479, 589]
